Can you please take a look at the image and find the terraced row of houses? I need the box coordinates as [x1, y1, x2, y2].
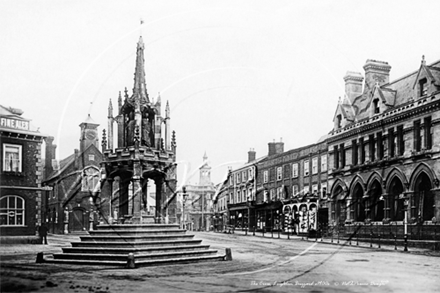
[213, 56, 440, 239]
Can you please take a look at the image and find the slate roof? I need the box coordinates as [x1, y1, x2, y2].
[341, 59, 440, 122]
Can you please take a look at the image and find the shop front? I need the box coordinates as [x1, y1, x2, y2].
[254, 201, 283, 232]
[283, 201, 318, 235]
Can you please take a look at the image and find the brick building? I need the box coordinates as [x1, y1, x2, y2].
[222, 149, 263, 231]
[0, 105, 47, 239]
[42, 115, 103, 234]
[255, 140, 328, 234]
[327, 57, 440, 239]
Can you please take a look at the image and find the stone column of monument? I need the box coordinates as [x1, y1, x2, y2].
[131, 150, 143, 223]
[100, 176, 113, 223]
[155, 177, 163, 223]
[119, 177, 131, 220]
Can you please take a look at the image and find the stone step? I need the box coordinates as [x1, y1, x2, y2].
[96, 224, 180, 231]
[43, 254, 225, 267]
[136, 255, 225, 267]
[42, 224, 225, 267]
[88, 229, 187, 236]
[70, 239, 203, 248]
[53, 250, 218, 261]
[62, 245, 211, 255]
[80, 234, 194, 242]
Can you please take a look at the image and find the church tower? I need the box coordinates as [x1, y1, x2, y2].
[79, 114, 99, 153]
[199, 152, 212, 186]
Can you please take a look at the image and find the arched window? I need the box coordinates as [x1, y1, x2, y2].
[81, 167, 101, 192]
[414, 173, 434, 221]
[336, 114, 342, 129]
[332, 185, 347, 224]
[388, 177, 404, 221]
[0, 195, 25, 226]
[369, 180, 384, 221]
[373, 98, 380, 114]
[353, 184, 365, 222]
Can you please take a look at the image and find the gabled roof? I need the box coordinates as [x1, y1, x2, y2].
[45, 153, 75, 181]
[45, 143, 102, 181]
[371, 84, 396, 106]
[429, 66, 440, 84]
[412, 60, 440, 89]
[332, 100, 355, 122]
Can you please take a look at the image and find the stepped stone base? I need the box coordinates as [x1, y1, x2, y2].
[42, 224, 226, 267]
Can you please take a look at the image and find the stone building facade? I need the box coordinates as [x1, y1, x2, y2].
[100, 36, 177, 224]
[328, 57, 440, 238]
[0, 105, 47, 238]
[179, 153, 215, 231]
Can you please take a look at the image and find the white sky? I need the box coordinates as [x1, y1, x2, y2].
[1, 0, 439, 185]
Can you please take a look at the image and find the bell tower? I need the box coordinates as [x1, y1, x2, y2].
[199, 152, 212, 186]
[79, 114, 99, 153]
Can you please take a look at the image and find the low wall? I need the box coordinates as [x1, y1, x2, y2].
[0, 235, 41, 245]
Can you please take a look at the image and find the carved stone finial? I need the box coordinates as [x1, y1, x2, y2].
[101, 129, 107, 151]
[134, 125, 140, 143]
[171, 130, 176, 148]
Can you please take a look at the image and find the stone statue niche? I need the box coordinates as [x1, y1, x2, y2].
[141, 106, 155, 148]
[125, 111, 135, 147]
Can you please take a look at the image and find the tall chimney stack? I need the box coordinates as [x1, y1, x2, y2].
[44, 136, 56, 178]
[268, 140, 284, 156]
[248, 148, 256, 163]
[343, 71, 364, 104]
[363, 59, 391, 92]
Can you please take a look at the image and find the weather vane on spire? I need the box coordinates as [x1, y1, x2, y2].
[139, 18, 144, 37]
[88, 101, 93, 116]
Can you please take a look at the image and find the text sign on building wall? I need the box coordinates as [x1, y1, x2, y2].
[0, 118, 29, 130]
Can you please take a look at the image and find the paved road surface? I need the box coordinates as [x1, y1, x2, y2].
[1, 232, 439, 292]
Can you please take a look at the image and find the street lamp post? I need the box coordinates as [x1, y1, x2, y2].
[182, 186, 187, 230]
[246, 197, 251, 236]
[201, 192, 204, 231]
[399, 192, 409, 252]
[403, 197, 409, 252]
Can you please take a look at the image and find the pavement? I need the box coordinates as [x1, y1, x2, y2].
[219, 228, 440, 257]
[0, 234, 82, 257]
[1, 231, 440, 293]
[1, 230, 439, 258]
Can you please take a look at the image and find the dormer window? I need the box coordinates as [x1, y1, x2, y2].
[336, 114, 342, 129]
[419, 78, 428, 97]
[373, 98, 380, 114]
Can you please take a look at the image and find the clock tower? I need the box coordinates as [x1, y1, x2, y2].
[79, 114, 99, 153]
[199, 152, 212, 186]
